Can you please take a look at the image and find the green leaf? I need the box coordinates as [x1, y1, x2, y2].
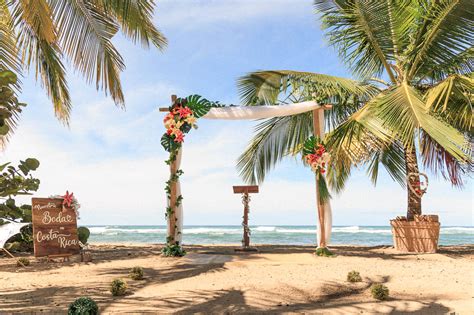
[24, 158, 40, 170]
[317, 174, 331, 204]
[373, 82, 469, 161]
[185, 94, 212, 118]
[160, 134, 179, 153]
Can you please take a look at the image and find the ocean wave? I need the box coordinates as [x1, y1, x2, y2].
[255, 226, 277, 232]
[88, 226, 473, 236]
[441, 227, 474, 234]
[89, 227, 166, 235]
[183, 228, 241, 235]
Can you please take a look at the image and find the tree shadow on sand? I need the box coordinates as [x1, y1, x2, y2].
[97, 277, 451, 314]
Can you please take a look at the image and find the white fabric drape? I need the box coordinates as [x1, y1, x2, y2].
[168, 99, 334, 248]
[0, 221, 28, 248]
[316, 203, 332, 247]
[203, 101, 320, 120]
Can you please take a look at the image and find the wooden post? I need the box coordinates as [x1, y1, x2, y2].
[313, 108, 326, 248]
[242, 191, 250, 247]
[167, 95, 178, 244]
[233, 185, 259, 252]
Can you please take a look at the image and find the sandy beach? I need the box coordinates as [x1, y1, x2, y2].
[0, 244, 472, 314]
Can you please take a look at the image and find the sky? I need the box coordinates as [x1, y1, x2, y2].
[2, 0, 472, 227]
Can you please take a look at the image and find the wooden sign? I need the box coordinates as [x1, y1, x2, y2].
[31, 198, 80, 257]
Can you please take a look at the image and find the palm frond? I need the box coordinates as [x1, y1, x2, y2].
[407, 0, 474, 80]
[12, 0, 56, 44]
[237, 113, 313, 184]
[420, 130, 472, 187]
[365, 141, 406, 187]
[424, 74, 473, 131]
[49, 0, 125, 106]
[324, 104, 394, 192]
[314, 0, 406, 81]
[238, 70, 378, 106]
[10, 0, 71, 122]
[373, 82, 469, 161]
[0, 1, 21, 74]
[99, 0, 167, 50]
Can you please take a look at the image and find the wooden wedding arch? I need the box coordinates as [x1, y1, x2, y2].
[159, 95, 333, 252]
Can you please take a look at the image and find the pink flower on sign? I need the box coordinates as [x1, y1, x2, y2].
[62, 191, 74, 208]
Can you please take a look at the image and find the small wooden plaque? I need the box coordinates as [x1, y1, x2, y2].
[233, 185, 259, 194]
[32, 198, 80, 257]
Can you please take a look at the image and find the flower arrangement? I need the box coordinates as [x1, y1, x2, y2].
[303, 136, 331, 204]
[163, 99, 198, 144]
[50, 191, 81, 218]
[160, 95, 220, 256]
[304, 143, 330, 175]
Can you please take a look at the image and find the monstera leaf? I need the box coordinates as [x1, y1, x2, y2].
[185, 95, 213, 118]
[161, 134, 180, 153]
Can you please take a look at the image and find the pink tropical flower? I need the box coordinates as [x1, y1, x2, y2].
[177, 106, 193, 119]
[174, 132, 185, 143]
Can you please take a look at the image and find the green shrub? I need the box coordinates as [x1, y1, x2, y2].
[347, 271, 362, 282]
[315, 247, 334, 257]
[68, 297, 98, 315]
[129, 267, 144, 280]
[371, 284, 389, 300]
[110, 279, 127, 296]
[162, 244, 186, 257]
[78, 227, 91, 244]
[16, 257, 30, 267]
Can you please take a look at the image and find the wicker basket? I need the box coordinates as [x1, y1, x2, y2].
[390, 220, 440, 253]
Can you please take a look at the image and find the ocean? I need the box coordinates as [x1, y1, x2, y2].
[87, 225, 473, 246]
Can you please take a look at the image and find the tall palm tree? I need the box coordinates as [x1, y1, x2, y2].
[0, 0, 167, 142]
[237, 0, 472, 220]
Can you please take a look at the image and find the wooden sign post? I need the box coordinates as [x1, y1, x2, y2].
[32, 198, 80, 258]
[233, 185, 259, 252]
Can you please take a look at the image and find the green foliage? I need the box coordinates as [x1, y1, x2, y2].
[315, 247, 334, 257]
[371, 283, 389, 300]
[5, 224, 34, 252]
[161, 244, 186, 257]
[110, 279, 127, 296]
[0, 70, 26, 141]
[0, 159, 40, 231]
[16, 257, 30, 267]
[129, 267, 144, 280]
[236, 0, 473, 220]
[77, 227, 91, 244]
[68, 297, 99, 315]
[347, 271, 362, 282]
[1, 1, 167, 130]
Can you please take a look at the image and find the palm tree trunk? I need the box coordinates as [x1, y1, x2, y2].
[404, 146, 422, 220]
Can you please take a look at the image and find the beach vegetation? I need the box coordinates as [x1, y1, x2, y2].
[237, 0, 472, 221]
[0, 159, 39, 251]
[78, 227, 91, 245]
[371, 283, 389, 300]
[129, 267, 144, 280]
[110, 279, 128, 296]
[315, 247, 335, 257]
[161, 243, 186, 257]
[68, 297, 99, 315]
[16, 257, 30, 267]
[347, 270, 362, 282]
[0, 0, 167, 143]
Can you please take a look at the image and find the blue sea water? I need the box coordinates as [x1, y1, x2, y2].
[87, 225, 473, 246]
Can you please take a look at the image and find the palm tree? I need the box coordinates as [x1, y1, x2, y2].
[0, 0, 166, 142]
[237, 0, 472, 221]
